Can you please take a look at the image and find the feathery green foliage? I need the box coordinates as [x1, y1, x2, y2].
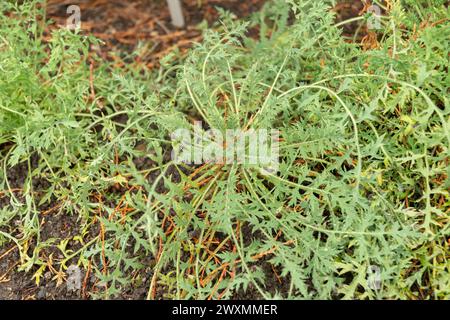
[0, 0, 449, 299]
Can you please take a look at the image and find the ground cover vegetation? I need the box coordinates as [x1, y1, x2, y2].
[0, 0, 449, 299]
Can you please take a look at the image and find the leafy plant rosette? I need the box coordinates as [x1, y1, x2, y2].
[0, 0, 449, 299]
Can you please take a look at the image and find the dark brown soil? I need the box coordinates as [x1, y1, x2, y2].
[333, 1, 366, 38]
[45, 0, 268, 68]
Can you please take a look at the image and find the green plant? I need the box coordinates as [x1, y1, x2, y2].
[0, 0, 448, 300]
